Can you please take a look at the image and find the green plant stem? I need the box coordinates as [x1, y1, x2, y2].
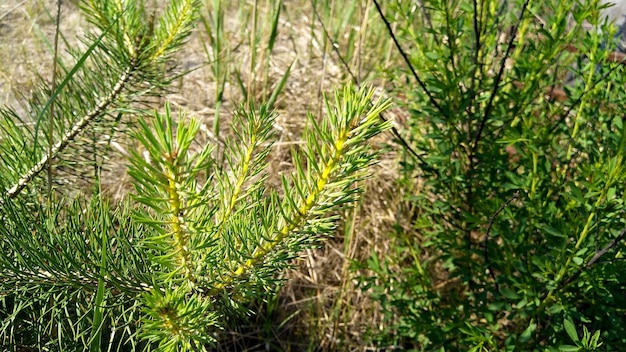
[150, 1, 194, 61]
[210, 125, 351, 295]
[48, 0, 62, 199]
[539, 156, 620, 309]
[212, 121, 258, 241]
[165, 164, 196, 287]
[565, 21, 603, 163]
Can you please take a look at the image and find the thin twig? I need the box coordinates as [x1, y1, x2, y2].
[559, 226, 626, 290]
[546, 44, 626, 135]
[471, 0, 530, 155]
[536, 224, 626, 306]
[510, 46, 626, 104]
[311, 0, 437, 175]
[2, 64, 134, 204]
[483, 190, 520, 290]
[371, 0, 446, 117]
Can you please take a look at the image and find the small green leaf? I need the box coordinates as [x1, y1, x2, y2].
[520, 321, 537, 343]
[606, 187, 616, 200]
[564, 319, 580, 343]
[613, 115, 623, 130]
[488, 302, 505, 311]
[549, 304, 564, 314]
[590, 330, 602, 346]
[425, 51, 439, 60]
[500, 287, 520, 300]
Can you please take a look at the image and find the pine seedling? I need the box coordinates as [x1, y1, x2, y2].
[127, 84, 391, 350]
[0, 82, 390, 350]
[0, 0, 199, 204]
[0, 0, 392, 349]
[0, 0, 201, 350]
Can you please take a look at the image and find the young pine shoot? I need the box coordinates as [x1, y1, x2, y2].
[127, 84, 391, 350]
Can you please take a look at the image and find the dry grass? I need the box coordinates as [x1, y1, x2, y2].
[0, 1, 410, 350]
[0, 1, 84, 116]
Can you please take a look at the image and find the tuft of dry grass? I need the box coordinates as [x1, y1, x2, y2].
[0, 1, 83, 115]
[0, 0, 411, 350]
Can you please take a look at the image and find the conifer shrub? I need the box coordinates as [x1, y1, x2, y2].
[0, 1, 391, 350]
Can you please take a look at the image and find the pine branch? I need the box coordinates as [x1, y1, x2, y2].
[126, 84, 390, 349]
[208, 85, 392, 296]
[2, 63, 135, 204]
[212, 104, 275, 240]
[128, 103, 216, 289]
[0, 1, 201, 348]
[0, 195, 155, 349]
[0, 2, 391, 348]
[0, 0, 200, 204]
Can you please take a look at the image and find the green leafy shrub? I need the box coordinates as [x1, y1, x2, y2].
[0, 1, 391, 351]
[363, 0, 626, 350]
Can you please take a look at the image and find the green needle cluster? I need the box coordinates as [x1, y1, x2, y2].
[0, 0, 391, 349]
[129, 86, 390, 350]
